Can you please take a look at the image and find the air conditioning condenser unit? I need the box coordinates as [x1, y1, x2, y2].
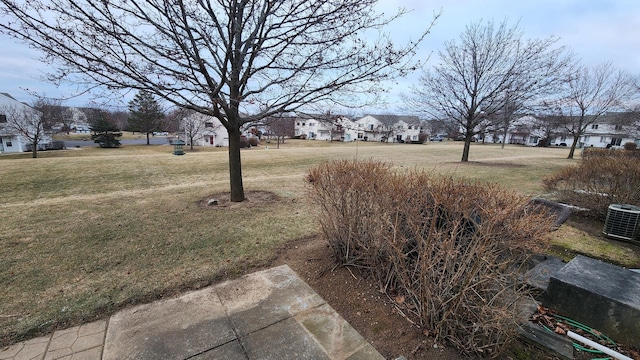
[603, 204, 640, 243]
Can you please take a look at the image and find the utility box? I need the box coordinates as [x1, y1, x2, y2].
[542, 255, 640, 348]
[603, 204, 640, 244]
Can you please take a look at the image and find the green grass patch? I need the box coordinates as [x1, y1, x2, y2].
[549, 221, 640, 268]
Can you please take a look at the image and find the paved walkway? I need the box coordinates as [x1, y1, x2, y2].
[0, 265, 384, 360]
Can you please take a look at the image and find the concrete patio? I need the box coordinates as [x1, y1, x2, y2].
[0, 265, 383, 360]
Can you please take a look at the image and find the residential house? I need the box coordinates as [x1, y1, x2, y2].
[294, 113, 357, 141]
[572, 113, 639, 148]
[477, 112, 639, 148]
[354, 115, 423, 142]
[180, 112, 230, 147]
[0, 92, 49, 153]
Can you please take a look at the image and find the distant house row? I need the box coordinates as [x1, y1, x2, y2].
[293, 114, 424, 143]
[4, 90, 637, 152]
[479, 113, 640, 148]
[178, 111, 640, 149]
[176, 113, 427, 147]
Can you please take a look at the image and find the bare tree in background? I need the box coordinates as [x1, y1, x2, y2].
[529, 115, 565, 147]
[263, 115, 295, 148]
[163, 108, 186, 134]
[408, 20, 573, 161]
[541, 63, 637, 159]
[0, 0, 436, 201]
[494, 91, 525, 148]
[109, 110, 130, 133]
[180, 110, 207, 150]
[375, 114, 401, 142]
[32, 98, 64, 133]
[299, 110, 345, 142]
[1, 98, 60, 158]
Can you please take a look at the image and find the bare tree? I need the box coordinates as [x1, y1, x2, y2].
[32, 98, 65, 133]
[375, 114, 401, 142]
[180, 110, 207, 150]
[1, 98, 53, 158]
[163, 108, 186, 133]
[494, 91, 526, 148]
[529, 115, 565, 147]
[109, 110, 130, 133]
[60, 107, 76, 134]
[263, 114, 295, 148]
[542, 63, 638, 158]
[408, 20, 573, 161]
[299, 110, 345, 142]
[0, 0, 436, 201]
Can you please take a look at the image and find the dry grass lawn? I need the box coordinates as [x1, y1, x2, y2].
[0, 140, 637, 346]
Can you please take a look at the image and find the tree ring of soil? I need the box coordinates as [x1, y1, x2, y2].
[198, 190, 280, 209]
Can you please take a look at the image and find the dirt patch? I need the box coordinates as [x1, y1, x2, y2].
[198, 190, 280, 209]
[269, 235, 553, 360]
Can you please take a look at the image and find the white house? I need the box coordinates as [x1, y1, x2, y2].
[180, 112, 230, 147]
[476, 112, 640, 148]
[66, 107, 91, 134]
[294, 113, 357, 141]
[571, 113, 639, 148]
[353, 115, 423, 142]
[0, 92, 49, 153]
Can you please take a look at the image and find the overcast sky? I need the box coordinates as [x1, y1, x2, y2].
[1, 0, 639, 112]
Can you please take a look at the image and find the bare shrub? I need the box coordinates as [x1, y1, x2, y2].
[624, 142, 638, 151]
[307, 160, 553, 357]
[306, 160, 394, 271]
[239, 136, 250, 148]
[544, 152, 640, 220]
[248, 137, 259, 147]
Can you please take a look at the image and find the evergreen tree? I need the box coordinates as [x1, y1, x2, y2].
[89, 109, 122, 148]
[128, 91, 164, 145]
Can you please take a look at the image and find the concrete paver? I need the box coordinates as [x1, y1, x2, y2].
[0, 336, 50, 360]
[1, 265, 384, 360]
[103, 287, 234, 360]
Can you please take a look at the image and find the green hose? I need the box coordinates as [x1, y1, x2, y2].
[541, 314, 618, 360]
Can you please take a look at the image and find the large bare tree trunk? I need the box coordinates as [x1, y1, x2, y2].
[227, 127, 245, 202]
[461, 138, 471, 162]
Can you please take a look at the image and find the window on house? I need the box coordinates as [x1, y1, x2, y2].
[0, 114, 6, 123]
[296, 122, 300, 126]
[369, 124, 373, 131]
[561, 136, 566, 141]
[6, 141, 12, 147]
[611, 138, 622, 146]
[600, 137, 606, 143]
[408, 126, 412, 130]
[357, 133, 363, 139]
[205, 122, 213, 128]
[302, 122, 305, 126]
[591, 124, 599, 129]
[615, 125, 623, 131]
[583, 136, 590, 142]
[309, 122, 315, 127]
